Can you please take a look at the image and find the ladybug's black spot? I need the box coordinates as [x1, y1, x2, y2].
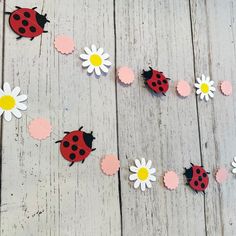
[198, 176, 202, 181]
[152, 82, 156, 87]
[19, 27, 25, 34]
[159, 87, 163, 92]
[156, 74, 161, 78]
[194, 181, 198, 186]
[13, 14, 20, 20]
[24, 12, 30, 18]
[69, 153, 76, 160]
[22, 20, 28, 26]
[79, 149, 85, 155]
[63, 141, 70, 148]
[72, 135, 78, 142]
[196, 169, 201, 174]
[30, 26, 36, 33]
[201, 183, 205, 188]
[203, 173, 207, 177]
[72, 145, 78, 151]
[157, 80, 161, 85]
[163, 79, 167, 84]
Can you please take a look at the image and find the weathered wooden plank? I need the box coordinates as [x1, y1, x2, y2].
[116, 0, 205, 235]
[0, 0, 120, 235]
[190, 0, 236, 235]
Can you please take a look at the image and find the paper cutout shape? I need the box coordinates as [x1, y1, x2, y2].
[231, 156, 236, 174]
[28, 118, 52, 140]
[184, 163, 209, 193]
[0, 82, 27, 121]
[117, 67, 135, 85]
[80, 45, 112, 76]
[5, 6, 49, 40]
[176, 80, 191, 97]
[129, 158, 156, 191]
[54, 35, 75, 54]
[220, 80, 232, 96]
[163, 171, 179, 190]
[142, 67, 170, 95]
[101, 155, 120, 176]
[56, 127, 96, 167]
[194, 74, 215, 101]
[215, 167, 228, 184]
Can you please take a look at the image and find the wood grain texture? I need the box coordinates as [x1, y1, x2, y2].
[190, 0, 236, 235]
[0, 0, 120, 235]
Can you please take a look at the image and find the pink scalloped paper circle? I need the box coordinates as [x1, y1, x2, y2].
[163, 171, 179, 190]
[215, 167, 228, 184]
[117, 67, 135, 85]
[176, 80, 191, 97]
[220, 80, 232, 96]
[28, 118, 52, 140]
[54, 35, 75, 54]
[101, 155, 120, 176]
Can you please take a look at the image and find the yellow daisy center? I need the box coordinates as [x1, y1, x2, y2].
[0, 95, 16, 110]
[90, 54, 102, 66]
[137, 167, 149, 181]
[200, 83, 209, 93]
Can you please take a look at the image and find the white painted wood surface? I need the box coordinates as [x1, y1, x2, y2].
[0, 0, 235, 235]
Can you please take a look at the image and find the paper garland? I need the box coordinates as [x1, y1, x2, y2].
[101, 155, 120, 176]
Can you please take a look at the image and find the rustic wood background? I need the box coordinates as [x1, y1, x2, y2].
[0, 0, 235, 235]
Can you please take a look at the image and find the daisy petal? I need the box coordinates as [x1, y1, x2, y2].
[205, 94, 209, 101]
[209, 81, 214, 86]
[196, 77, 202, 84]
[202, 74, 206, 81]
[232, 161, 236, 167]
[97, 47, 104, 55]
[87, 65, 95, 74]
[16, 94, 27, 102]
[205, 76, 210, 82]
[84, 47, 92, 55]
[103, 60, 112, 66]
[194, 83, 200, 89]
[102, 53, 110, 60]
[130, 166, 138, 173]
[16, 102, 27, 111]
[149, 168, 156, 174]
[3, 82, 11, 93]
[0, 108, 3, 116]
[134, 180, 140, 189]
[129, 174, 137, 181]
[234, 156, 236, 162]
[196, 89, 202, 95]
[146, 180, 152, 189]
[4, 111, 12, 121]
[141, 158, 146, 166]
[80, 54, 89, 60]
[91, 44, 97, 53]
[232, 168, 236, 174]
[146, 160, 152, 169]
[100, 65, 109, 73]
[210, 86, 216, 92]
[208, 91, 214, 98]
[95, 67, 101, 76]
[149, 175, 156, 182]
[200, 93, 205, 100]
[141, 182, 146, 191]
[12, 108, 22, 118]
[82, 60, 90, 68]
[12, 87, 21, 97]
[135, 159, 141, 168]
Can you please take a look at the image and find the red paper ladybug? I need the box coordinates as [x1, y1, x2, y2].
[5, 6, 50, 40]
[184, 163, 210, 193]
[56, 127, 96, 167]
[142, 67, 170, 95]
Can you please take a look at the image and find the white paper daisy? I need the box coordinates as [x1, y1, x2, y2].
[0, 82, 27, 121]
[194, 74, 215, 101]
[80, 44, 112, 76]
[231, 156, 236, 174]
[129, 158, 156, 191]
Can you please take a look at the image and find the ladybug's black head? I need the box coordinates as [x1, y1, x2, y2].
[36, 13, 50, 29]
[142, 67, 153, 80]
[184, 167, 193, 182]
[83, 132, 95, 149]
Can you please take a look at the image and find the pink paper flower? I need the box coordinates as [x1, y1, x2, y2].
[220, 80, 232, 96]
[101, 155, 120, 176]
[176, 80, 191, 97]
[163, 171, 179, 190]
[28, 118, 52, 140]
[117, 66, 135, 85]
[54, 35, 75, 54]
[215, 167, 228, 184]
